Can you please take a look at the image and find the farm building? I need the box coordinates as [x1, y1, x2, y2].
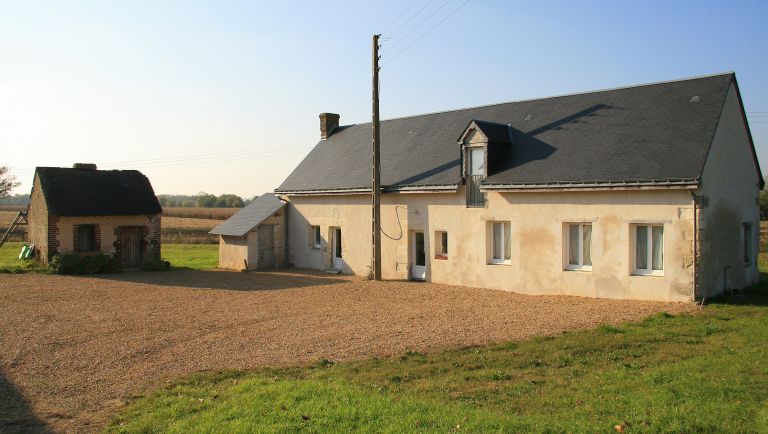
[209, 194, 287, 270]
[269, 72, 762, 302]
[28, 164, 162, 268]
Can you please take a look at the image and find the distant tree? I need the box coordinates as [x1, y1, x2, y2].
[760, 189, 768, 220]
[0, 166, 20, 198]
[0, 193, 30, 206]
[215, 196, 228, 207]
[181, 199, 196, 207]
[197, 192, 217, 208]
[216, 194, 245, 208]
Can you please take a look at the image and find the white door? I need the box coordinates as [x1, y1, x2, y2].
[411, 231, 426, 280]
[332, 227, 343, 270]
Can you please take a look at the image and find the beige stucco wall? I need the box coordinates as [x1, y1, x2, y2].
[696, 82, 762, 297]
[216, 208, 287, 271]
[55, 215, 156, 255]
[27, 174, 49, 261]
[284, 188, 696, 302]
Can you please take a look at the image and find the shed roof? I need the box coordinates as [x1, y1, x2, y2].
[209, 194, 286, 237]
[34, 167, 162, 216]
[276, 73, 756, 193]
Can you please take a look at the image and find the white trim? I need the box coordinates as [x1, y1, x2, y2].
[489, 221, 511, 264]
[564, 223, 592, 272]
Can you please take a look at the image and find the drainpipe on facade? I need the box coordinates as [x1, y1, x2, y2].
[690, 190, 699, 303]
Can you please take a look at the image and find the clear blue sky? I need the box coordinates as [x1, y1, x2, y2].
[3, 0, 767, 197]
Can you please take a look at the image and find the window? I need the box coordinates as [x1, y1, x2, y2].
[469, 148, 485, 176]
[435, 231, 448, 259]
[490, 222, 511, 264]
[566, 223, 592, 270]
[466, 147, 486, 207]
[633, 224, 663, 275]
[744, 223, 753, 265]
[77, 225, 96, 252]
[312, 225, 322, 248]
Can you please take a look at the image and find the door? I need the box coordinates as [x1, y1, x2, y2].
[257, 224, 275, 267]
[332, 227, 343, 270]
[411, 231, 426, 280]
[119, 226, 144, 269]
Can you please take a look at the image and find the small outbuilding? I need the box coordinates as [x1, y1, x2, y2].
[210, 194, 287, 270]
[28, 164, 163, 268]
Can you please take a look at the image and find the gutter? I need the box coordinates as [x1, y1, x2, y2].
[276, 184, 460, 196]
[482, 178, 700, 192]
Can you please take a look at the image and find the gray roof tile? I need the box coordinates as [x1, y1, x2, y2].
[209, 194, 286, 237]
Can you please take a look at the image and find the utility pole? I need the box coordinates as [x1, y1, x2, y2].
[371, 34, 382, 281]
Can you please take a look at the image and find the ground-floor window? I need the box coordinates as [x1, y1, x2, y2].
[633, 224, 663, 275]
[566, 223, 592, 270]
[489, 221, 511, 264]
[312, 225, 322, 248]
[76, 225, 97, 252]
[435, 230, 448, 259]
[743, 222, 753, 265]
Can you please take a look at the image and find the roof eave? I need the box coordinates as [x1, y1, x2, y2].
[481, 179, 700, 192]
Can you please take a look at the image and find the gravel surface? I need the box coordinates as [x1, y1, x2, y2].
[0, 269, 695, 433]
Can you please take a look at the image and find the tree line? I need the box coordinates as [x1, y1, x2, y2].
[157, 193, 258, 208]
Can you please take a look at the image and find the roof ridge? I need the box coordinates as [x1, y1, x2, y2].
[337, 71, 735, 128]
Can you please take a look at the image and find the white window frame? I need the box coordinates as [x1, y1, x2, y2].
[489, 221, 511, 265]
[743, 222, 753, 266]
[312, 225, 322, 248]
[632, 224, 664, 276]
[565, 223, 592, 271]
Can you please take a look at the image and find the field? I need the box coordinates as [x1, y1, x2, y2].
[161, 207, 237, 220]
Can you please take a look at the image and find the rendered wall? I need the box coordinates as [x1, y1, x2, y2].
[55, 215, 160, 261]
[216, 208, 287, 271]
[696, 82, 762, 297]
[27, 174, 51, 262]
[284, 188, 696, 302]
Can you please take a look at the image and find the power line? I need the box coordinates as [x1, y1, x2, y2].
[380, 0, 422, 36]
[382, 0, 472, 67]
[384, 0, 453, 54]
[385, 0, 437, 42]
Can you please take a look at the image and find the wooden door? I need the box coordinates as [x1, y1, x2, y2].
[120, 226, 144, 268]
[257, 225, 275, 267]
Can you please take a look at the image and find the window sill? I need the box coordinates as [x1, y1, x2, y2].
[632, 270, 664, 277]
[434, 255, 448, 260]
[564, 266, 592, 272]
[312, 245, 323, 249]
[488, 260, 511, 266]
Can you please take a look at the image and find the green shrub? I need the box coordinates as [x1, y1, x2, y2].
[49, 253, 121, 275]
[142, 259, 171, 271]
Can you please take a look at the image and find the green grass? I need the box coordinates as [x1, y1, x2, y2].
[0, 242, 49, 273]
[161, 244, 218, 270]
[107, 283, 768, 432]
[0, 242, 218, 272]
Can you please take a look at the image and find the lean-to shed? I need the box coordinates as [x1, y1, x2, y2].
[210, 194, 287, 270]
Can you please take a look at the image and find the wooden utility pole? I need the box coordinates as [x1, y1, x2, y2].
[371, 34, 382, 281]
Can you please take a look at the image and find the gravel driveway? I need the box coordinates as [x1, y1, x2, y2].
[0, 269, 694, 433]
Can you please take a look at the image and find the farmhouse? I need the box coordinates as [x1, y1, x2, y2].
[217, 72, 761, 302]
[210, 194, 287, 270]
[28, 164, 162, 268]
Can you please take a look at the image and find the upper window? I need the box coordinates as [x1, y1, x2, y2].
[490, 222, 511, 264]
[312, 225, 322, 248]
[435, 231, 448, 259]
[566, 223, 592, 270]
[469, 148, 485, 176]
[634, 224, 663, 275]
[744, 222, 753, 265]
[77, 225, 96, 252]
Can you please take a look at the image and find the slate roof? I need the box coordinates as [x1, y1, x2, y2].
[210, 194, 286, 237]
[35, 167, 162, 216]
[276, 73, 758, 193]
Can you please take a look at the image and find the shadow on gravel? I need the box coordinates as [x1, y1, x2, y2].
[0, 370, 51, 434]
[91, 268, 351, 291]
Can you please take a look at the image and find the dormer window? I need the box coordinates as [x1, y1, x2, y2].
[467, 146, 486, 207]
[458, 119, 513, 208]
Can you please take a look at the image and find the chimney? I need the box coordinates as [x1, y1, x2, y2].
[72, 163, 97, 170]
[319, 113, 340, 139]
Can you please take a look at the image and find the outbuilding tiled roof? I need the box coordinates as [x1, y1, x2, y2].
[209, 194, 286, 237]
[35, 167, 162, 216]
[276, 73, 755, 193]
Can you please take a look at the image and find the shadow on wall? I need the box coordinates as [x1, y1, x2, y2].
[90, 268, 350, 291]
[0, 369, 51, 434]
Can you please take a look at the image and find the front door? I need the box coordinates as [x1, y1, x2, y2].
[411, 231, 426, 280]
[332, 227, 343, 270]
[119, 226, 144, 269]
[257, 224, 275, 267]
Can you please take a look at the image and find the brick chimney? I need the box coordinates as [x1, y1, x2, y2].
[319, 113, 340, 139]
[72, 163, 97, 170]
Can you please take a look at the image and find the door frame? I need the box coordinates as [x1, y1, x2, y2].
[119, 226, 145, 269]
[331, 227, 343, 270]
[410, 230, 426, 280]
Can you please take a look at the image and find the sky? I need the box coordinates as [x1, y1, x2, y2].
[2, 0, 768, 198]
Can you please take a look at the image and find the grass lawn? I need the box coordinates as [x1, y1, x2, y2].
[107, 282, 768, 432]
[0, 242, 218, 272]
[162, 244, 218, 270]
